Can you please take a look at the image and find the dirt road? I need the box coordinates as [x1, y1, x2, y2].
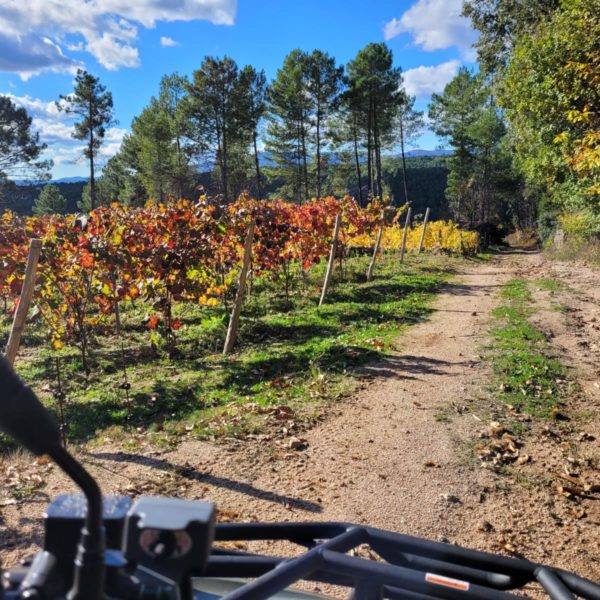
[2, 250, 599, 584]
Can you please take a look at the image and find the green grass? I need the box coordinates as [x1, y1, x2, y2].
[2, 254, 454, 452]
[535, 278, 564, 292]
[489, 278, 566, 417]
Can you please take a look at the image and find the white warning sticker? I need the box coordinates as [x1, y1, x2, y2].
[425, 573, 470, 591]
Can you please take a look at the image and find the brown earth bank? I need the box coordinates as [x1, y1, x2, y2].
[1, 250, 599, 590]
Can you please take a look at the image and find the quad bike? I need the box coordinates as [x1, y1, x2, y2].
[0, 356, 599, 599]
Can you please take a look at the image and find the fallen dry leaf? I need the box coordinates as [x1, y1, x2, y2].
[288, 436, 308, 451]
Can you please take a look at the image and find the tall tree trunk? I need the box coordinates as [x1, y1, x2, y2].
[222, 129, 229, 203]
[316, 89, 322, 199]
[300, 111, 309, 201]
[176, 135, 183, 199]
[373, 105, 379, 197]
[366, 98, 372, 197]
[89, 130, 95, 211]
[353, 113, 363, 206]
[399, 117, 409, 204]
[374, 106, 382, 198]
[253, 129, 261, 199]
[220, 92, 229, 203]
[88, 98, 95, 211]
[317, 103, 321, 198]
[482, 148, 490, 224]
[296, 120, 303, 203]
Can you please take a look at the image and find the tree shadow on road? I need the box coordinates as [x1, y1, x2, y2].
[91, 451, 323, 513]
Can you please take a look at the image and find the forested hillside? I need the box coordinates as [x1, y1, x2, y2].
[2, 156, 450, 219]
[0, 181, 86, 215]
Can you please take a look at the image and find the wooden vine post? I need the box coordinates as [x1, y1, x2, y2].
[5, 239, 42, 365]
[319, 212, 342, 307]
[366, 210, 385, 282]
[417, 207, 430, 255]
[399, 206, 412, 264]
[223, 221, 255, 355]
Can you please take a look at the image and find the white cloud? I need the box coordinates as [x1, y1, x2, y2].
[6, 93, 68, 119]
[105, 127, 129, 142]
[4, 92, 128, 174]
[403, 60, 461, 99]
[52, 147, 83, 167]
[0, 0, 237, 77]
[384, 0, 477, 60]
[0, 32, 80, 80]
[31, 118, 74, 142]
[100, 127, 128, 157]
[383, 18, 403, 42]
[160, 36, 180, 47]
[85, 31, 140, 70]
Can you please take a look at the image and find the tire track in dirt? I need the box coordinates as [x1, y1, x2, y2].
[131, 256, 515, 539]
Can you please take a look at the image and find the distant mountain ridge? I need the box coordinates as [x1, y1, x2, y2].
[14, 176, 88, 186]
[257, 148, 450, 167]
[15, 151, 450, 183]
[404, 149, 451, 157]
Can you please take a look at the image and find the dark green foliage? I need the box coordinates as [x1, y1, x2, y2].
[94, 153, 145, 207]
[111, 73, 197, 205]
[428, 68, 521, 228]
[383, 157, 449, 219]
[306, 50, 345, 198]
[185, 56, 254, 202]
[239, 66, 268, 198]
[393, 94, 425, 205]
[265, 49, 315, 202]
[33, 184, 67, 215]
[0, 95, 50, 206]
[345, 43, 402, 200]
[2, 181, 85, 214]
[158, 73, 197, 200]
[463, 0, 560, 76]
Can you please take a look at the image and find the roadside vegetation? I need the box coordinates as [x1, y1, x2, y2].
[1, 254, 453, 453]
[490, 278, 566, 417]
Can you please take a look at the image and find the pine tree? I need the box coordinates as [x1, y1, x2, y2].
[0, 95, 50, 183]
[346, 43, 402, 199]
[429, 68, 509, 226]
[58, 70, 115, 211]
[265, 50, 343, 201]
[131, 101, 178, 203]
[265, 50, 312, 202]
[239, 66, 267, 198]
[335, 86, 366, 205]
[305, 50, 344, 198]
[96, 153, 139, 206]
[80, 154, 137, 210]
[158, 73, 195, 199]
[185, 56, 250, 202]
[33, 184, 67, 215]
[394, 93, 424, 204]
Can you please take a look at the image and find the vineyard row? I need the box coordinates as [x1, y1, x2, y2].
[1, 196, 478, 370]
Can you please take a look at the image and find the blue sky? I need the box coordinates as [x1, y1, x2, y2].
[0, 0, 477, 179]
